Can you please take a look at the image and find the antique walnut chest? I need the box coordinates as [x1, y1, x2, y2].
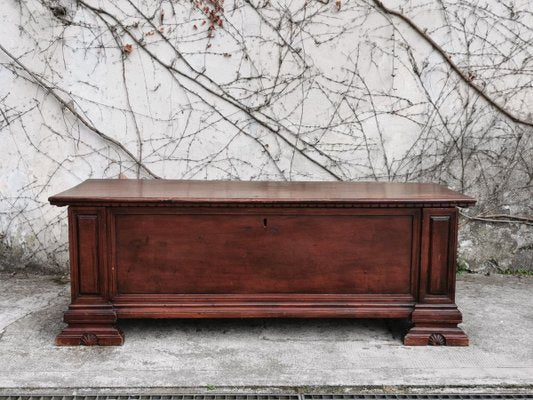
[49, 179, 475, 346]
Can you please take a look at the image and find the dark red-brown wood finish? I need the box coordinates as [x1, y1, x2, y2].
[49, 180, 476, 346]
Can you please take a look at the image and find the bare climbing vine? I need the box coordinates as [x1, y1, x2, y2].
[0, 0, 532, 272]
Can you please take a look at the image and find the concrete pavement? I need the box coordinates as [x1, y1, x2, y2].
[0, 273, 531, 390]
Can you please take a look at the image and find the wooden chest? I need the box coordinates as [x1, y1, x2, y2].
[49, 179, 475, 346]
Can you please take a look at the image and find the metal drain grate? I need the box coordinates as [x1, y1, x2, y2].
[0, 396, 299, 400]
[303, 396, 533, 400]
[0, 395, 531, 400]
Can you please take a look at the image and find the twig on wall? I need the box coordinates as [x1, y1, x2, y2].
[460, 211, 533, 226]
[371, 0, 533, 129]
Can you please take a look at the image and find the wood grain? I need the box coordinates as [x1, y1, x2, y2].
[114, 210, 414, 295]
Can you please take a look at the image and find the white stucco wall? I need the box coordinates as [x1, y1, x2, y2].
[1, 0, 532, 272]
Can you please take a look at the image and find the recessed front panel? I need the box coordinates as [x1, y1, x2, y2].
[76, 215, 100, 295]
[113, 210, 416, 295]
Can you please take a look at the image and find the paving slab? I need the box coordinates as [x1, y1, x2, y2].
[0, 273, 531, 390]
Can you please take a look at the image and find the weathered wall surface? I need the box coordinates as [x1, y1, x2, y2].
[0, 0, 532, 274]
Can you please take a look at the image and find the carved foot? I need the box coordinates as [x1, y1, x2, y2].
[56, 324, 124, 346]
[404, 324, 468, 346]
[403, 304, 469, 346]
[55, 305, 124, 346]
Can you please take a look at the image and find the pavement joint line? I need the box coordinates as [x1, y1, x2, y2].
[0, 394, 532, 399]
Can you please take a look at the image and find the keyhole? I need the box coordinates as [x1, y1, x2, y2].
[263, 218, 268, 228]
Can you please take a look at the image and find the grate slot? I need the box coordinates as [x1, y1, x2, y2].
[302, 396, 533, 400]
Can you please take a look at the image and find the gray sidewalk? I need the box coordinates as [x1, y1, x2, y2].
[0, 273, 531, 390]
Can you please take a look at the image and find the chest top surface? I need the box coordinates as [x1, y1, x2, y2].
[49, 179, 475, 208]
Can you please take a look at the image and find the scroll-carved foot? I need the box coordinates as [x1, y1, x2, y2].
[56, 324, 124, 346]
[403, 304, 469, 346]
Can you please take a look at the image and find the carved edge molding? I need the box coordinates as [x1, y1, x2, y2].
[51, 201, 474, 208]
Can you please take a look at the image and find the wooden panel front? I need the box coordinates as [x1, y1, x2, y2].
[112, 209, 417, 295]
